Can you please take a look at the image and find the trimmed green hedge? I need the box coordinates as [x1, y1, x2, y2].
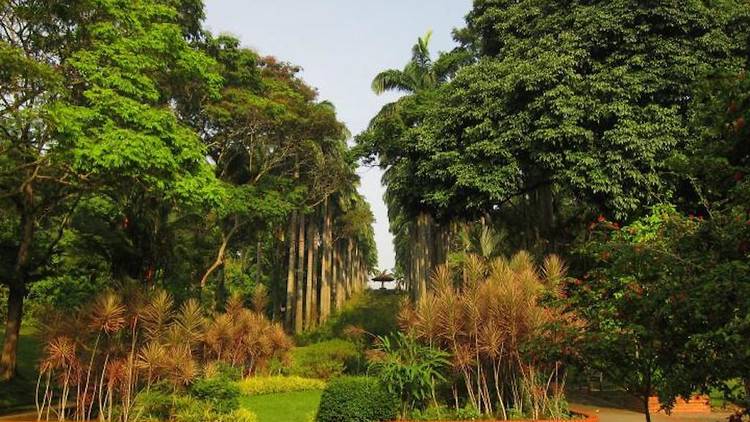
[316, 376, 399, 422]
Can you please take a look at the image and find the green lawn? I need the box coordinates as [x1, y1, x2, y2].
[0, 326, 41, 414]
[240, 390, 322, 422]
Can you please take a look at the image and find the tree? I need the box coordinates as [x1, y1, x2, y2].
[0, 0, 223, 380]
[358, 31, 468, 301]
[570, 206, 750, 422]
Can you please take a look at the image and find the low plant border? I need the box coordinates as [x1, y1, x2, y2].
[392, 409, 598, 422]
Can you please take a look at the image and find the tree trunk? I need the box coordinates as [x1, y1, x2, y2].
[331, 241, 337, 313]
[256, 239, 263, 283]
[643, 397, 652, 422]
[271, 227, 285, 320]
[294, 213, 305, 333]
[285, 212, 297, 329]
[1, 199, 34, 381]
[0, 283, 24, 381]
[304, 218, 317, 330]
[320, 198, 332, 322]
[345, 240, 353, 300]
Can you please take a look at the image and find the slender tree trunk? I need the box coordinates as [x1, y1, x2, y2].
[272, 228, 284, 320]
[256, 239, 263, 282]
[304, 218, 317, 329]
[320, 198, 332, 322]
[200, 219, 239, 289]
[294, 214, 306, 333]
[331, 241, 338, 312]
[285, 212, 297, 329]
[345, 240, 353, 300]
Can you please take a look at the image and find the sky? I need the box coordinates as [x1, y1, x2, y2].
[204, 0, 472, 271]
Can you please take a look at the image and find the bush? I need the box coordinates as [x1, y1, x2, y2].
[189, 377, 240, 414]
[227, 408, 258, 422]
[204, 361, 243, 382]
[133, 389, 178, 420]
[288, 339, 359, 379]
[173, 398, 214, 422]
[134, 388, 254, 422]
[239, 375, 326, 395]
[316, 376, 399, 422]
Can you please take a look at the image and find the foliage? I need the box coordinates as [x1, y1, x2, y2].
[367, 332, 449, 412]
[238, 375, 326, 395]
[134, 387, 256, 422]
[189, 376, 240, 414]
[286, 340, 360, 380]
[315, 376, 399, 422]
[297, 290, 403, 345]
[0, 0, 374, 384]
[33, 287, 290, 421]
[569, 206, 750, 416]
[399, 252, 576, 419]
[203, 293, 293, 375]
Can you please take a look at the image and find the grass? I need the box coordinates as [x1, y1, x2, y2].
[0, 325, 41, 414]
[240, 390, 322, 422]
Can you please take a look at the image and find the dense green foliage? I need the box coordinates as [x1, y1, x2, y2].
[316, 376, 399, 422]
[189, 376, 241, 414]
[285, 339, 360, 380]
[358, 0, 750, 419]
[368, 332, 449, 413]
[0, 0, 376, 384]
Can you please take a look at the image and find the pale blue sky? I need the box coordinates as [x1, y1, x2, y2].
[204, 1, 472, 271]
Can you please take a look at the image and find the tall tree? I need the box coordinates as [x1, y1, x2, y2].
[1, 0, 223, 379]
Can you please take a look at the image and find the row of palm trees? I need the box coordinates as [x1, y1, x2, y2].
[282, 191, 376, 333]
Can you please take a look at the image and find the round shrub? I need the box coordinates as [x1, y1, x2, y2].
[316, 376, 399, 422]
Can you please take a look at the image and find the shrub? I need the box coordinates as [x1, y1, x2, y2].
[189, 377, 240, 414]
[316, 376, 399, 422]
[368, 332, 449, 412]
[227, 408, 258, 422]
[288, 339, 359, 379]
[173, 398, 213, 422]
[133, 389, 177, 420]
[204, 361, 243, 382]
[239, 376, 326, 395]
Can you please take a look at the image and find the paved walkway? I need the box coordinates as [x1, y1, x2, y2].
[573, 403, 732, 422]
[0, 411, 37, 422]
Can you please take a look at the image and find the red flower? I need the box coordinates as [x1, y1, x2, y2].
[597, 215, 606, 223]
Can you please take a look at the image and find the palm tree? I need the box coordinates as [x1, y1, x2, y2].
[369, 31, 470, 302]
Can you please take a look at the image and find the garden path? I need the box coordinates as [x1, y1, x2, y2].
[572, 404, 733, 422]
